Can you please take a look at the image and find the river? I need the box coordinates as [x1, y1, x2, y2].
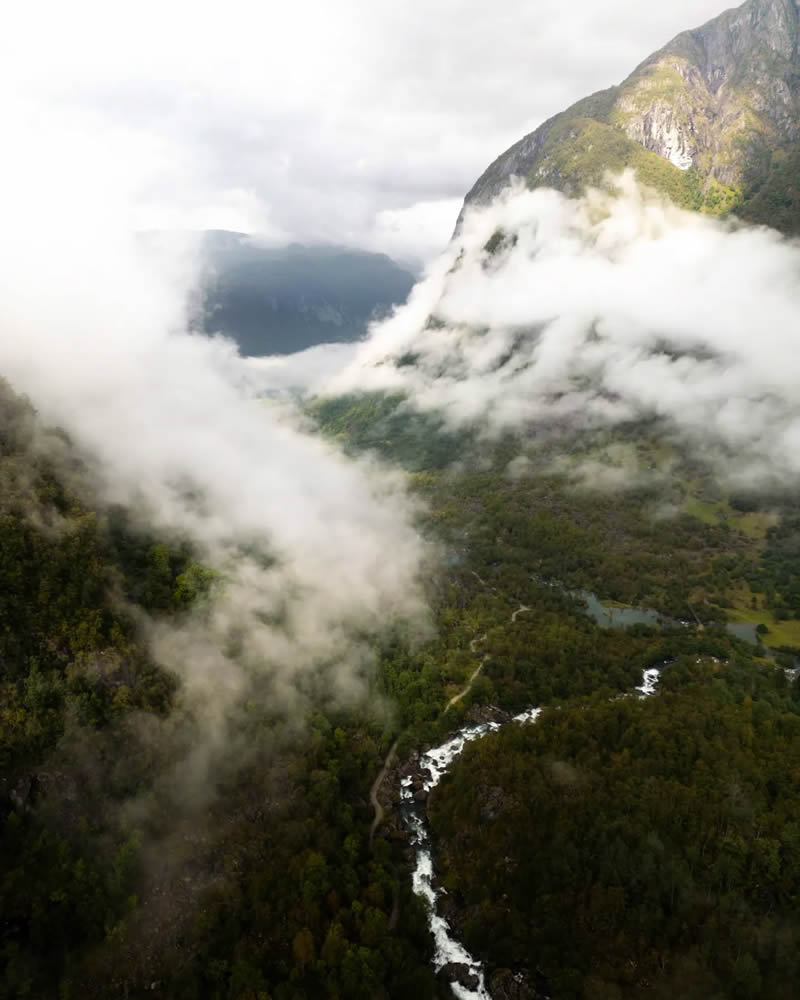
[397, 575, 766, 995]
[400, 671, 659, 998]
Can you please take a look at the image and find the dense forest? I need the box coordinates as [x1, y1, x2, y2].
[8, 0, 800, 996]
[4, 376, 800, 998]
[430, 655, 800, 999]
[0, 380, 442, 999]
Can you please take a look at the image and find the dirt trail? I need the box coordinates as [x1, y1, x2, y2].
[444, 633, 486, 711]
[369, 738, 398, 847]
[445, 604, 532, 712]
[368, 584, 533, 842]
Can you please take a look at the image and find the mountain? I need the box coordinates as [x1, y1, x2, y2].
[464, 0, 800, 232]
[8, 3, 800, 998]
[199, 233, 416, 356]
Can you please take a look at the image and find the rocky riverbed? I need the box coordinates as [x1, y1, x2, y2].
[375, 668, 663, 998]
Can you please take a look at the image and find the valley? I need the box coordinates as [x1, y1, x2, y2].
[5, 0, 800, 998]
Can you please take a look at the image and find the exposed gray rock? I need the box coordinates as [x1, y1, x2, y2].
[439, 962, 480, 991]
[461, 0, 800, 225]
[466, 704, 513, 725]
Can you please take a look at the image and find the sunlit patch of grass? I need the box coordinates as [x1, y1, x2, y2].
[730, 511, 779, 541]
[726, 604, 800, 648]
[683, 496, 727, 525]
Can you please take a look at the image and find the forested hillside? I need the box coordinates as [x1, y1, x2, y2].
[4, 351, 800, 997]
[0, 379, 442, 999]
[430, 656, 800, 999]
[6, 2, 800, 995]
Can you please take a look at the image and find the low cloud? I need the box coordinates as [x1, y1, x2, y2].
[328, 173, 800, 487]
[245, 342, 362, 394]
[1, 0, 728, 261]
[0, 126, 431, 778]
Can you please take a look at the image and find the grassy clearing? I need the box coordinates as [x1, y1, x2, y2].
[726, 604, 800, 648]
[683, 497, 727, 525]
[730, 511, 779, 541]
[682, 496, 777, 543]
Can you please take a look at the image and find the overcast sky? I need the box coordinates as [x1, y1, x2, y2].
[5, 0, 730, 262]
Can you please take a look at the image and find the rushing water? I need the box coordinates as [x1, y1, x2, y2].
[636, 668, 662, 697]
[400, 723, 502, 999]
[397, 708, 558, 997]
[402, 673, 661, 998]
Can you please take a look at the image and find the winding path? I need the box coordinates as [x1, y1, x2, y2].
[444, 632, 487, 711]
[369, 738, 398, 846]
[445, 604, 532, 712]
[369, 582, 532, 841]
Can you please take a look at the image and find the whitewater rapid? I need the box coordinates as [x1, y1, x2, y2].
[402, 671, 661, 998]
[399, 709, 541, 998]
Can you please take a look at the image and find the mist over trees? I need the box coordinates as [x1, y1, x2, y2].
[6, 2, 800, 997]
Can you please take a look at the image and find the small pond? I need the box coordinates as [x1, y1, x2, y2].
[580, 591, 761, 647]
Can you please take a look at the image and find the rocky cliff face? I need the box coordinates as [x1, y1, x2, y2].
[464, 0, 800, 231]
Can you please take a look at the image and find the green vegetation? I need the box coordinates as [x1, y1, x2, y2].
[0, 379, 180, 996]
[526, 116, 706, 211]
[430, 655, 800, 998]
[311, 393, 473, 472]
[682, 495, 727, 526]
[9, 10, 800, 990]
[314, 396, 800, 631]
[0, 380, 444, 1000]
[526, 112, 745, 218]
[6, 372, 800, 999]
[724, 605, 800, 650]
[739, 145, 800, 235]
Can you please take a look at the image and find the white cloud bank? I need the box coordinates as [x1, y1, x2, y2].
[0, 109, 429, 740]
[327, 174, 800, 484]
[1, 0, 729, 260]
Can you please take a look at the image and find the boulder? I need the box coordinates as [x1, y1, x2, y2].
[439, 962, 480, 991]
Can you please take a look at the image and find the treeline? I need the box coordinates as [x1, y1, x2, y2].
[134, 712, 444, 1000]
[0, 378, 198, 995]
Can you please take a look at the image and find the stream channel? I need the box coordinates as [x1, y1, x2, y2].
[397, 583, 773, 996]
[399, 668, 663, 999]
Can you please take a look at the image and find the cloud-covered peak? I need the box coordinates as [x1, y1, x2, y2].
[328, 174, 800, 485]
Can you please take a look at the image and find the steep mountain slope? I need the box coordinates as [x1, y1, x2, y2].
[199, 233, 415, 356]
[464, 0, 800, 230]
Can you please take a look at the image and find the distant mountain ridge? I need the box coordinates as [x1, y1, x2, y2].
[464, 0, 800, 232]
[199, 233, 415, 356]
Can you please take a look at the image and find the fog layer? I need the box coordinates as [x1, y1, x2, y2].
[330, 174, 800, 483]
